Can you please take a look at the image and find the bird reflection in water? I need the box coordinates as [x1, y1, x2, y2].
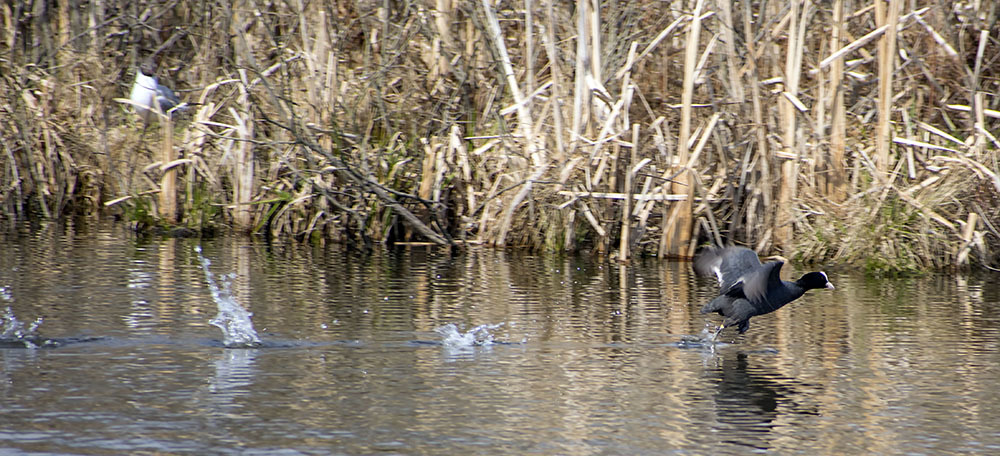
[708, 352, 819, 451]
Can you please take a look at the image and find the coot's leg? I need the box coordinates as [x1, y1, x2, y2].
[711, 324, 725, 340]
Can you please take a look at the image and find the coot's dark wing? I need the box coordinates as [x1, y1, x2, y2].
[719, 248, 765, 291]
[694, 247, 762, 292]
[740, 261, 785, 306]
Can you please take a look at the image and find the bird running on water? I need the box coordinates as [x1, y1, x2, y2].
[129, 59, 183, 122]
[694, 246, 834, 340]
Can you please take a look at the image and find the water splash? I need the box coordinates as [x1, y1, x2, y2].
[195, 246, 262, 348]
[701, 325, 722, 342]
[434, 322, 506, 349]
[1, 306, 46, 349]
[674, 325, 730, 350]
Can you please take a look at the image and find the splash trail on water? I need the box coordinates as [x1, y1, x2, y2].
[434, 322, 508, 349]
[673, 325, 733, 350]
[195, 246, 262, 348]
[0, 305, 47, 348]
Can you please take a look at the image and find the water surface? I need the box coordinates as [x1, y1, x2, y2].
[1, 223, 998, 455]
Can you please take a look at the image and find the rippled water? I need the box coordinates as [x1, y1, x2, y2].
[1, 223, 999, 455]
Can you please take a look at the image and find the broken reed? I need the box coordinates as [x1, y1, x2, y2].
[0, 0, 997, 271]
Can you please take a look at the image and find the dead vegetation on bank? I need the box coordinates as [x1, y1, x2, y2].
[0, 0, 998, 272]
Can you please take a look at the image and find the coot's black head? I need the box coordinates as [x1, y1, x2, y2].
[797, 271, 834, 290]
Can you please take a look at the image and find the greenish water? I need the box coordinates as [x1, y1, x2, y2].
[1, 223, 998, 455]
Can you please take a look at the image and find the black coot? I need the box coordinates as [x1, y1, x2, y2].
[694, 246, 834, 338]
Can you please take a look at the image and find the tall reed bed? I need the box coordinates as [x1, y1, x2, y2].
[0, 0, 997, 271]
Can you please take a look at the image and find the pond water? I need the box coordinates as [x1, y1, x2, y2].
[1, 223, 999, 455]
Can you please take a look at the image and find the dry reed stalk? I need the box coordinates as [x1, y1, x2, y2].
[775, 0, 811, 250]
[875, 0, 901, 175]
[158, 117, 177, 223]
[618, 123, 639, 262]
[916, 121, 965, 147]
[570, 0, 601, 144]
[969, 28, 990, 154]
[585, 0, 601, 96]
[826, 0, 848, 202]
[587, 96, 628, 187]
[819, 8, 928, 70]
[183, 76, 236, 212]
[619, 42, 638, 126]
[716, 0, 743, 102]
[222, 64, 258, 231]
[607, 140, 621, 208]
[184, 107, 209, 215]
[525, 0, 535, 95]
[481, 0, 552, 246]
[321, 48, 337, 151]
[434, 0, 455, 80]
[614, 15, 687, 80]
[563, 208, 576, 251]
[475, 154, 504, 245]
[496, 162, 549, 246]
[695, 177, 725, 249]
[432, 136, 449, 204]
[631, 158, 655, 244]
[557, 191, 689, 202]
[942, 104, 1000, 120]
[956, 212, 980, 267]
[451, 125, 475, 219]
[418, 138, 439, 201]
[1, 136, 23, 219]
[660, 0, 704, 259]
[741, 0, 772, 239]
[577, 197, 606, 238]
[231, 107, 254, 231]
[972, 89, 989, 156]
[541, 0, 566, 159]
[481, 0, 533, 143]
[17, 82, 52, 219]
[500, 81, 553, 117]
[302, 9, 336, 153]
[812, 37, 826, 192]
[901, 109, 917, 179]
[297, 2, 319, 106]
